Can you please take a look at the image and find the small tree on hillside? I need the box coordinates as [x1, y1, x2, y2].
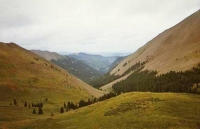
[38, 107, 43, 115]
[32, 109, 36, 114]
[14, 99, 17, 105]
[60, 107, 64, 113]
[24, 101, 27, 107]
[64, 102, 67, 109]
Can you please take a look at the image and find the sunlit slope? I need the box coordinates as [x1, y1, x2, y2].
[12, 92, 200, 129]
[0, 42, 103, 103]
[111, 10, 200, 76]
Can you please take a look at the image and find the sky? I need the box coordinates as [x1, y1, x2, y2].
[0, 0, 199, 55]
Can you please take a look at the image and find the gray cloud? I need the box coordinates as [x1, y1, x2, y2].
[0, 0, 199, 53]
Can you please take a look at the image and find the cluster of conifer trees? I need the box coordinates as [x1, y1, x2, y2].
[12, 99, 44, 115]
[60, 92, 117, 113]
[112, 66, 200, 94]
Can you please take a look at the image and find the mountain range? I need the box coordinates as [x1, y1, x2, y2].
[31, 50, 102, 83]
[69, 52, 120, 74]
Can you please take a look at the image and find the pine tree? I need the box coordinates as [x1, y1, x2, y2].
[60, 107, 64, 113]
[64, 102, 67, 109]
[14, 99, 17, 105]
[32, 109, 36, 114]
[24, 101, 27, 107]
[38, 107, 43, 114]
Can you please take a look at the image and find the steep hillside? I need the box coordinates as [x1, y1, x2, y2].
[31, 50, 102, 83]
[3, 92, 200, 129]
[97, 10, 200, 92]
[111, 10, 200, 76]
[69, 52, 119, 74]
[0, 42, 103, 103]
[108, 56, 126, 71]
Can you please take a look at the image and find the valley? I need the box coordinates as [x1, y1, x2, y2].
[0, 2, 200, 129]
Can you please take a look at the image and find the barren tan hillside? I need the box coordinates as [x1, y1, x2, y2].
[111, 10, 200, 76]
[0, 42, 103, 102]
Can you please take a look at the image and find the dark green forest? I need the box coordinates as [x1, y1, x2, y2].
[112, 63, 200, 94]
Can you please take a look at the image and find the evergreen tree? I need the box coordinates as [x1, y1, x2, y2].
[14, 99, 17, 105]
[40, 102, 43, 107]
[32, 109, 36, 114]
[64, 102, 67, 109]
[24, 101, 27, 107]
[38, 107, 43, 115]
[60, 107, 64, 113]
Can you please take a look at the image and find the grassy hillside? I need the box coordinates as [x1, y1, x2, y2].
[31, 50, 102, 84]
[2, 92, 200, 129]
[0, 42, 103, 103]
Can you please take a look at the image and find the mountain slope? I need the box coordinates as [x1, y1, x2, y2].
[0, 42, 103, 103]
[31, 50, 102, 83]
[98, 10, 200, 91]
[108, 56, 126, 71]
[69, 52, 119, 74]
[111, 10, 200, 76]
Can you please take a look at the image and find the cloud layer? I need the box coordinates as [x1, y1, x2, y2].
[0, 0, 199, 53]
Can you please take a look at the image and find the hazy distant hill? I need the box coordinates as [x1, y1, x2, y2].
[31, 50, 102, 83]
[108, 56, 126, 71]
[69, 52, 119, 74]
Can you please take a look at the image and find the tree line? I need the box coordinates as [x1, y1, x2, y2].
[112, 64, 200, 94]
[60, 92, 117, 114]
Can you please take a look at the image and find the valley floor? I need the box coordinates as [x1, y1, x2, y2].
[1, 92, 200, 129]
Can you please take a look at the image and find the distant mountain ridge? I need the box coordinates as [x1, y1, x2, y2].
[108, 56, 126, 71]
[31, 50, 102, 83]
[69, 52, 120, 74]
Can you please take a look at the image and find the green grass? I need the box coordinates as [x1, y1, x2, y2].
[1, 92, 200, 129]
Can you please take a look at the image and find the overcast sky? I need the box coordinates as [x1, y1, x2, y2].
[0, 0, 199, 54]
